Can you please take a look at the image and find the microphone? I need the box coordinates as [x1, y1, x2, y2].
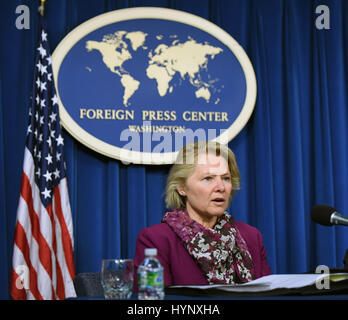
[311, 205, 348, 227]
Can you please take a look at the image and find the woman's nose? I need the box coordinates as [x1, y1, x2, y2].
[214, 177, 225, 191]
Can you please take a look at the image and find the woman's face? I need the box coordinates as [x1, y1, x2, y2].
[179, 153, 232, 221]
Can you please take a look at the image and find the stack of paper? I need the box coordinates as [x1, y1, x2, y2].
[170, 273, 348, 293]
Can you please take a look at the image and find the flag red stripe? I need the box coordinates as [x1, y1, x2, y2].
[55, 260, 66, 300]
[20, 172, 53, 279]
[45, 203, 57, 298]
[46, 203, 65, 300]
[54, 186, 76, 279]
[11, 222, 43, 300]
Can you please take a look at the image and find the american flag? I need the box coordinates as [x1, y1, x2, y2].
[10, 17, 76, 300]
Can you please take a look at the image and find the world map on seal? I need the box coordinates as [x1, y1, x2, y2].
[85, 31, 223, 107]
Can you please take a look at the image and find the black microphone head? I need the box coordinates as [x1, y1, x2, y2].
[310, 205, 337, 226]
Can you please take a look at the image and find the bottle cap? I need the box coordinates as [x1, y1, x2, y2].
[145, 248, 157, 256]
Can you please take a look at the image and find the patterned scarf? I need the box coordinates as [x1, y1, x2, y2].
[162, 209, 254, 284]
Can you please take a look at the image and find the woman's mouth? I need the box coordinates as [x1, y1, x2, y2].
[211, 197, 225, 204]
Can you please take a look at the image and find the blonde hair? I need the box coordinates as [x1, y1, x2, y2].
[165, 141, 240, 209]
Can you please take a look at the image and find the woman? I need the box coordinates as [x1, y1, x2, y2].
[133, 141, 271, 287]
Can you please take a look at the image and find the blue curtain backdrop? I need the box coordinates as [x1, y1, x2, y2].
[1, 0, 347, 299]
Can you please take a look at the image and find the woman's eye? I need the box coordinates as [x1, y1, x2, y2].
[203, 177, 211, 181]
[223, 177, 231, 181]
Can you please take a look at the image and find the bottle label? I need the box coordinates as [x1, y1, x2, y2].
[138, 271, 163, 288]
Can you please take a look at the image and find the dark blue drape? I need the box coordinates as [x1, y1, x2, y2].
[1, 0, 347, 300]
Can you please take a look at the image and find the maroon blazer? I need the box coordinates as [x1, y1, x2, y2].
[133, 220, 271, 291]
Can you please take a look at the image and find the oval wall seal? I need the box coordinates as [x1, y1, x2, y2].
[52, 7, 256, 164]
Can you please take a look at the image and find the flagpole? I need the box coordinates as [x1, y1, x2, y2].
[38, 0, 46, 16]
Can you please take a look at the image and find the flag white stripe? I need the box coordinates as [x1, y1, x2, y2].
[58, 179, 74, 248]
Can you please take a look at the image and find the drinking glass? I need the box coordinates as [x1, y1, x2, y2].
[101, 259, 133, 299]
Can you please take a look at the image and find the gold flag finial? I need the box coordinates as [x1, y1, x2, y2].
[38, 0, 46, 16]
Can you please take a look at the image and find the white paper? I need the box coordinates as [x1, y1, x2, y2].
[170, 274, 337, 292]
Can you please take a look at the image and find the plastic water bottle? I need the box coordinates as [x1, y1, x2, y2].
[137, 248, 165, 300]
